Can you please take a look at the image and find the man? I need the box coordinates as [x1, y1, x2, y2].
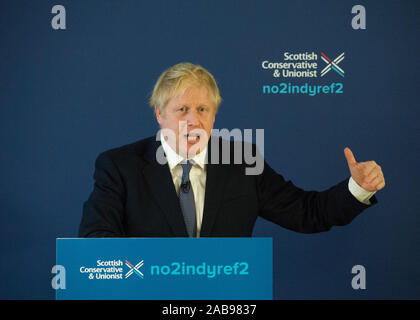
[78, 62, 385, 238]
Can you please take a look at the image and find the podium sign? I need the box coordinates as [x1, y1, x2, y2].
[56, 238, 272, 300]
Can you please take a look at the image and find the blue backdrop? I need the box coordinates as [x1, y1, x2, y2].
[0, 0, 419, 299]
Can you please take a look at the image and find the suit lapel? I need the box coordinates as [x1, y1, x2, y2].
[200, 137, 230, 237]
[141, 139, 188, 237]
[139, 136, 230, 237]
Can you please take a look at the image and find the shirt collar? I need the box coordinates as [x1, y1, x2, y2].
[160, 131, 207, 170]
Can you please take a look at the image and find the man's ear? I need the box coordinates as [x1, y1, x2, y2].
[154, 106, 163, 125]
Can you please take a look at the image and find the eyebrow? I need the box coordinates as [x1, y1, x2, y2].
[180, 104, 208, 108]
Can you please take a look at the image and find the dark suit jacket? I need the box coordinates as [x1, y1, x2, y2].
[79, 136, 376, 237]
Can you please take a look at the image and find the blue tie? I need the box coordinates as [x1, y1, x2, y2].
[179, 161, 197, 237]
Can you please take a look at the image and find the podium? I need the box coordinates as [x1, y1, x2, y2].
[56, 238, 272, 300]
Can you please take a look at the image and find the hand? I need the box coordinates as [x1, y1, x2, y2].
[344, 147, 386, 192]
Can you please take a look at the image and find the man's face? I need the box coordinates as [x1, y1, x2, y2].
[155, 86, 216, 158]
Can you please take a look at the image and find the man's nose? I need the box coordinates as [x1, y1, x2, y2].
[185, 109, 200, 126]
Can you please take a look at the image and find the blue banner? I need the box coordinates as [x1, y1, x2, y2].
[56, 238, 272, 300]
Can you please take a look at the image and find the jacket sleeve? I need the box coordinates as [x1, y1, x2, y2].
[256, 160, 377, 233]
[78, 152, 126, 237]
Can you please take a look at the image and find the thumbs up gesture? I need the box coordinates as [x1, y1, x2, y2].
[344, 147, 386, 192]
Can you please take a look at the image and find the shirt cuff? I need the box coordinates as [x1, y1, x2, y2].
[348, 177, 376, 205]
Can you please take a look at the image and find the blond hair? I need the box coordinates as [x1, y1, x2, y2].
[149, 62, 222, 113]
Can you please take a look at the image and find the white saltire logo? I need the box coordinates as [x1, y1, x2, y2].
[125, 260, 144, 278]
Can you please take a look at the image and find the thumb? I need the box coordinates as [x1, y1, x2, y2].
[344, 147, 357, 167]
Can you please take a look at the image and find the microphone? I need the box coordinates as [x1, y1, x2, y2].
[181, 181, 191, 193]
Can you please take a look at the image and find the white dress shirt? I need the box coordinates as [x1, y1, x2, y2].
[160, 133, 207, 237]
[160, 133, 375, 236]
[348, 176, 376, 205]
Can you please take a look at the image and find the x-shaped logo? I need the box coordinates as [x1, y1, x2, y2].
[125, 260, 144, 278]
[320, 52, 345, 77]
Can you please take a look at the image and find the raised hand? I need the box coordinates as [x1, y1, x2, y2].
[344, 147, 385, 192]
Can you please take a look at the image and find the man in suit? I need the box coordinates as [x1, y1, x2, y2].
[78, 62, 385, 238]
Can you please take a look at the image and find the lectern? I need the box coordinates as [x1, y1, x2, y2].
[56, 237, 272, 300]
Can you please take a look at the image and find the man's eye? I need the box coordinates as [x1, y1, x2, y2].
[199, 107, 206, 112]
[178, 107, 186, 112]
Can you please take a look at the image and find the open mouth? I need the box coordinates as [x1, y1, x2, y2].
[184, 133, 201, 143]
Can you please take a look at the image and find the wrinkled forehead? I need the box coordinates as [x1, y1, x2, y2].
[167, 83, 216, 108]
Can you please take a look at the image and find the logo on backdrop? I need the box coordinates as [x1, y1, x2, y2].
[261, 51, 345, 96]
[320, 52, 345, 77]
